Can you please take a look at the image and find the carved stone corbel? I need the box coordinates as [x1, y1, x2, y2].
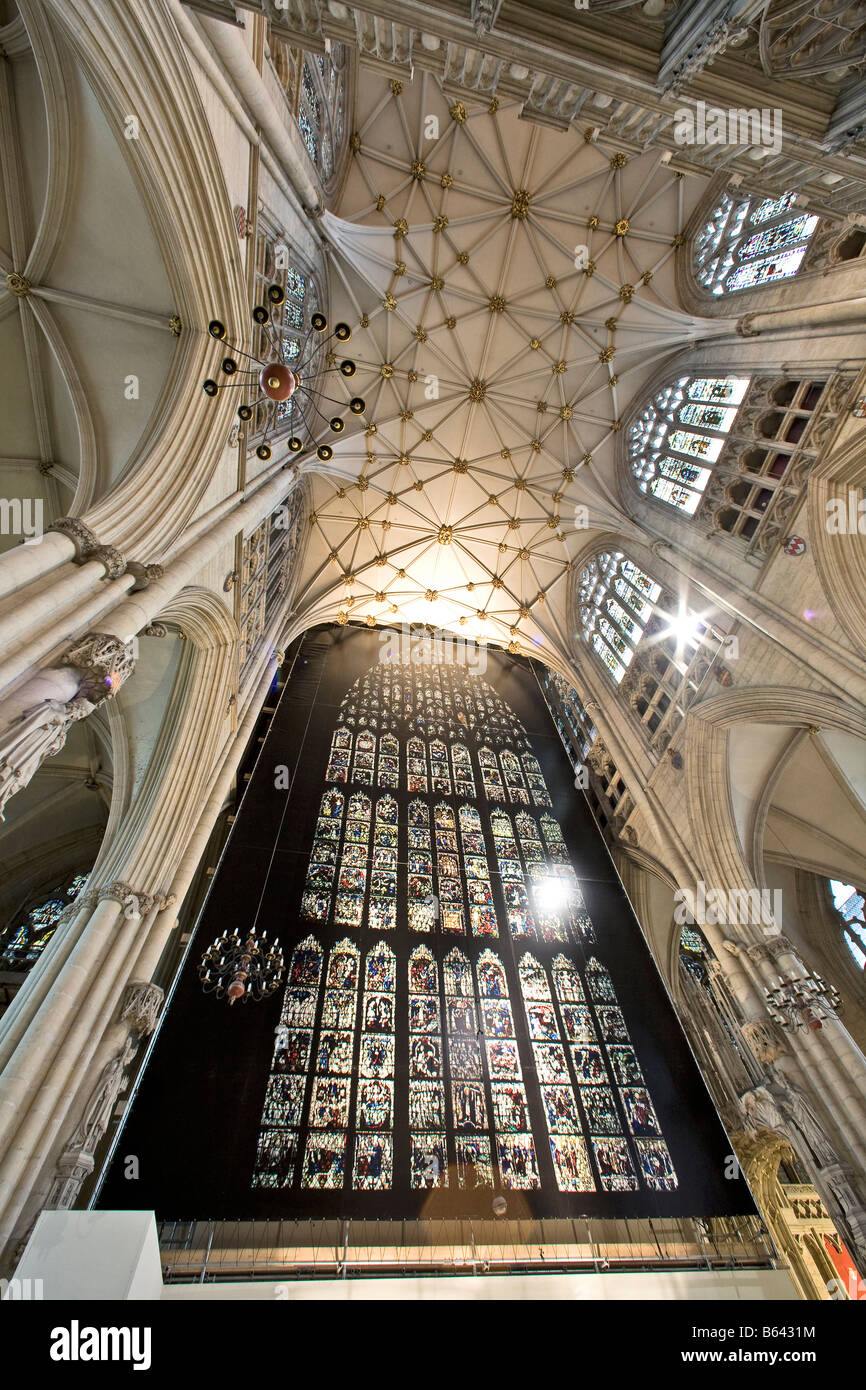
[126, 562, 165, 593]
[62, 632, 137, 702]
[741, 1019, 788, 1065]
[736, 314, 761, 339]
[120, 980, 165, 1036]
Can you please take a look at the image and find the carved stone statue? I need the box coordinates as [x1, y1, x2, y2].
[0, 696, 94, 821]
[47, 1034, 140, 1211]
[0, 631, 135, 820]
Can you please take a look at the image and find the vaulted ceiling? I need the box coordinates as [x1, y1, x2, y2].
[292, 69, 724, 668]
[0, 0, 178, 548]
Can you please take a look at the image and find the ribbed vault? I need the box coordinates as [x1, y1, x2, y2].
[291, 70, 724, 669]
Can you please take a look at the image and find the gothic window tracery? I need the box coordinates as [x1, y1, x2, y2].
[695, 189, 818, 297]
[829, 880, 866, 969]
[630, 375, 750, 514]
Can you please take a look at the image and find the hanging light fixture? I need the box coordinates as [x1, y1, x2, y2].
[764, 969, 841, 1031]
[199, 927, 285, 1005]
[202, 284, 365, 463]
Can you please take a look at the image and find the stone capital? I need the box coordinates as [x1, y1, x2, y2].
[48, 517, 127, 577]
[742, 1018, 788, 1066]
[62, 632, 136, 703]
[97, 881, 157, 918]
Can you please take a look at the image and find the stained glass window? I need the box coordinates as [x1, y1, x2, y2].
[521, 751, 552, 809]
[252, 651, 678, 1203]
[370, 796, 397, 930]
[409, 944, 448, 1187]
[478, 746, 504, 802]
[352, 728, 376, 786]
[479, 948, 540, 1189]
[491, 809, 536, 940]
[829, 879, 866, 969]
[460, 803, 498, 937]
[326, 726, 351, 783]
[301, 789, 343, 920]
[407, 736, 428, 794]
[695, 189, 818, 296]
[379, 732, 399, 788]
[0, 872, 91, 973]
[444, 948, 494, 1187]
[630, 375, 750, 514]
[517, 953, 594, 1191]
[253, 934, 324, 1188]
[300, 937, 360, 1188]
[451, 742, 475, 798]
[335, 793, 370, 927]
[353, 941, 395, 1188]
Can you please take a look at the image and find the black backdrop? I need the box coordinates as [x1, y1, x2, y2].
[97, 624, 756, 1222]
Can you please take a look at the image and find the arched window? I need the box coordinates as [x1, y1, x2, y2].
[630, 375, 750, 514]
[695, 190, 818, 297]
[0, 872, 90, 973]
[578, 552, 729, 750]
[578, 551, 664, 685]
[829, 880, 866, 969]
[269, 40, 348, 187]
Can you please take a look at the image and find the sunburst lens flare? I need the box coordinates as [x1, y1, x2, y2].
[349, 397, 366, 414]
[208, 320, 226, 339]
[221, 357, 238, 374]
[317, 444, 334, 461]
[203, 379, 218, 396]
[340, 359, 356, 377]
[267, 284, 286, 305]
[335, 322, 351, 341]
[311, 312, 327, 332]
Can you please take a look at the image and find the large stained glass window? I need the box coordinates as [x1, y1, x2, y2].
[695, 189, 818, 297]
[630, 375, 750, 513]
[253, 650, 678, 1202]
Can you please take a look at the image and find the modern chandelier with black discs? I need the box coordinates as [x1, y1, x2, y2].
[202, 282, 365, 462]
